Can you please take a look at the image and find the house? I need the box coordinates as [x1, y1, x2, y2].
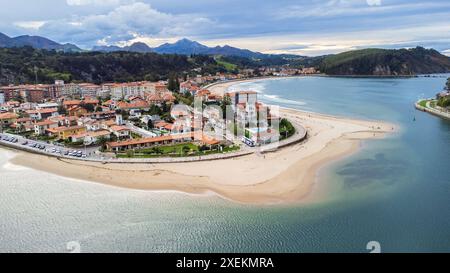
[0, 112, 18, 127]
[154, 121, 174, 133]
[244, 127, 279, 146]
[49, 116, 79, 127]
[37, 102, 59, 109]
[101, 119, 117, 129]
[34, 120, 58, 136]
[106, 132, 220, 152]
[12, 117, 33, 132]
[25, 108, 59, 121]
[46, 125, 87, 140]
[141, 115, 161, 126]
[116, 100, 150, 111]
[63, 99, 99, 110]
[109, 125, 130, 139]
[83, 110, 116, 120]
[67, 105, 88, 117]
[146, 93, 164, 105]
[70, 130, 111, 144]
[195, 89, 211, 102]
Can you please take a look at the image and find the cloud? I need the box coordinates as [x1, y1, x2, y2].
[14, 21, 47, 30]
[38, 2, 215, 47]
[274, 1, 449, 19]
[367, 0, 382, 6]
[66, 0, 129, 6]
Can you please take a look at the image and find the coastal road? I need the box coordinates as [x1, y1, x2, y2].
[0, 132, 109, 160]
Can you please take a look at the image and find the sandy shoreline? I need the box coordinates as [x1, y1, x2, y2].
[8, 79, 396, 205]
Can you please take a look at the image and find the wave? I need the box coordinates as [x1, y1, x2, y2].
[261, 94, 306, 106]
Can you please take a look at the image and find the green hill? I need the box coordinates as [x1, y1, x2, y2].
[319, 47, 450, 76]
[0, 46, 226, 85]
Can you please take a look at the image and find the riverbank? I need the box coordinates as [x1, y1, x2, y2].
[9, 103, 395, 204]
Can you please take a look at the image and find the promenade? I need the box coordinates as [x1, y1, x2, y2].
[415, 99, 450, 120]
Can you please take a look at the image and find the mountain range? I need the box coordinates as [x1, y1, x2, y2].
[0, 32, 81, 52]
[0, 31, 297, 59]
[93, 38, 299, 59]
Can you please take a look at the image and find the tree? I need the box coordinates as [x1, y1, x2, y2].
[446, 77, 450, 90]
[182, 145, 191, 155]
[149, 104, 161, 115]
[279, 118, 295, 139]
[147, 119, 154, 129]
[58, 105, 67, 115]
[81, 103, 95, 112]
[221, 95, 232, 119]
[167, 73, 179, 92]
[97, 136, 109, 151]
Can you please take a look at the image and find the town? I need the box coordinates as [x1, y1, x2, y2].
[0, 72, 299, 160]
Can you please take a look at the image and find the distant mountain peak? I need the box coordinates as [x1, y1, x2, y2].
[0, 31, 82, 52]
[92, 42, 152, 53]
[152, 38, 270, 58]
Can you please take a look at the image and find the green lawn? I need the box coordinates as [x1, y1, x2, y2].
[116, 143, 240, 158]
[215, 56, 238, 71]
[418, 100, 428, 108]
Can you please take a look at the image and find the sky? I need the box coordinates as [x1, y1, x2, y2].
[0, 0, 449, 56]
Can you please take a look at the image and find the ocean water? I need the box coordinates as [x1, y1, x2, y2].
[1, 76, 449, 252]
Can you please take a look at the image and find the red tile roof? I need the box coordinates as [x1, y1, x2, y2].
[107, 132, 220, 148]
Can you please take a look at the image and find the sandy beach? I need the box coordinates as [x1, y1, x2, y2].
[8, 80, 396, 205]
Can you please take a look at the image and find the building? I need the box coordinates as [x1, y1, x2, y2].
[12, 117, 34, 132]
[34, 120, 58, 136]
[67, 106, 88, 117]
[83, 110, 116, 120]
[25, 108, 59, 121]
[70, 130, 111, 144]
[37, 103, 59, 109]
[109, 125, 130, 139]
[47, 125, 87, 140]
[106, 132, 220, 152]
[227, 91, 258, 106]
[116, 100, 150, 111]
[0, 112, 18, 127]
[62, 83, 81, 98]
[20, 87, 47, 103]
[79, 83, 101, 98]
[244, 127, 279, 146]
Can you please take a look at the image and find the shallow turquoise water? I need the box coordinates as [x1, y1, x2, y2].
[1, 76, 449, 252]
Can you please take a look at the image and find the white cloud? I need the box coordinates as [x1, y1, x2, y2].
[14, 21, 47, 30]
[275, 1, 449, 19]
[38, 2, 215, 46]
[66, 0, 128, 6]
[367, 0, 382, 6]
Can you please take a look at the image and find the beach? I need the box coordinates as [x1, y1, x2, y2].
[8, 80, 396, 205]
